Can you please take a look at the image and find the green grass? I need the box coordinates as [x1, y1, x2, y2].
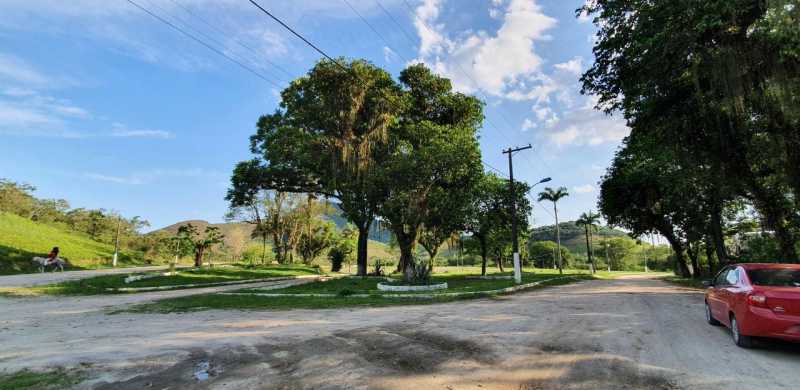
[0, 212, 148, 275]
[123, 272, 589, 313]
[0, 264, 321, 296]
[660, 275, 707, 289]
[0, 369, 82, 390]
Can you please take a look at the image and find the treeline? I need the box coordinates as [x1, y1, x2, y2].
[583, 1, 800, 278]
[0, 179, 149, 251]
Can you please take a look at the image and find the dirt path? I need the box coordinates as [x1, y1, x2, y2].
[1, 276, 798, 389]
[0, 265, 189, 288]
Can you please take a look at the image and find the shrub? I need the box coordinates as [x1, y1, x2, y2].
[329, 246, 347, 272]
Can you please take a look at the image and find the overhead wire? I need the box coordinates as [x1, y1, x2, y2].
[246, 0, 508, 178]
[124, 0, 284, 89]
[166, 0, 296, 81]
[395, 0, 550, 178]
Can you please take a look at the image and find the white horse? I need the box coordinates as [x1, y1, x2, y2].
[31, 256, 66, 273]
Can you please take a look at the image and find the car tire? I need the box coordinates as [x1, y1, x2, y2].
[730, 314, 753, 348]
[705, 302, 721, 326]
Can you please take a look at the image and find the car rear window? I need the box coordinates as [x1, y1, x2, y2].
[747, 269, 800, 287]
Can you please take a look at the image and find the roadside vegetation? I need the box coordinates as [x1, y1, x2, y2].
[0, 369, 82, 390]
[123, 269, 590, 313]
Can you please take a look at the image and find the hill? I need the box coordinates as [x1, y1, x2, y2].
[531, 222, 628, 255]
[0, 212, 147, 274]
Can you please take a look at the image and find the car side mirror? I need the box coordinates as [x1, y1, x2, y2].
[701, 280, 713, 288]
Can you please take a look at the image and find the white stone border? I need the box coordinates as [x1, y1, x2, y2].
[107, 275, 326, 292]
[465, 275, 514, 280]
[219, 276, 578, 299]
[376, 282, 448, 292]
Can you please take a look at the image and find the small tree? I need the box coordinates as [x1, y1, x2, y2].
[538, 187, 569, 274]
[329, 225, 357, 272]
[576, 211, 601, 274]
[297, 220, 336, 265]
[178, 224, 224, 267]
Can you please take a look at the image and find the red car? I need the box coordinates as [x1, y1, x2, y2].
[704, 263, 800, 348]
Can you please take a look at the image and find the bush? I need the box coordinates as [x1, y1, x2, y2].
[329, 246, 347, 272]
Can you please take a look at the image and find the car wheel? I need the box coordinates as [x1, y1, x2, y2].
[705, 302, 721, 326]
[731, 315, 753, 348]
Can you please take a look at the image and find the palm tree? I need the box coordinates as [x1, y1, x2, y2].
[576, 211, 601, 274]
[537, 186, 569, 274]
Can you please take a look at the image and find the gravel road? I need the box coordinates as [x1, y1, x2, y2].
[0, 275, 797, 389]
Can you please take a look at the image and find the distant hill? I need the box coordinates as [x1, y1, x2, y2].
[0, 212, 147, 274]
[154, 219, 254, 249]
[531, 222, 628, 255]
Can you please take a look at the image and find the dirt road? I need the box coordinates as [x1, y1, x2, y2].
[1, 276, 797, 389]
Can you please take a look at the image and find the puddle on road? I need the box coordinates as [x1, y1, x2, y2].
[193, 360, 216, 381]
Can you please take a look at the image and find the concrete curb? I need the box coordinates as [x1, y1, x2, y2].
[377, 282, 448, 292]
[219, 276, 578, 299]
[105, 274, 327, 292]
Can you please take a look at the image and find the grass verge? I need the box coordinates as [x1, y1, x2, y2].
[0, 265, 321, 296]
[0, 369, 82, 390]
[660, 275, 707, 289]
[120, 273, 589, 313]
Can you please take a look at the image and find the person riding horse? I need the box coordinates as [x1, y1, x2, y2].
[46, 247, 60, 266]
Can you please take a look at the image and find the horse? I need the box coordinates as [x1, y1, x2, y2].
[31, 256, 66, 273]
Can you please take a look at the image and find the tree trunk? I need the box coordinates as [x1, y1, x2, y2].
[356, 223, 370, 276]
[584, 225, 594, 274]
[709, 202, 729, 266]
[554, 203, 563, 274]
[394, 229, 418, 281]
[704, 235, 716, 277]
[194, 246, 205, 267]
[424, 245, 438, 272]
[479, 235, 488, 276]
[495, 249, 505, 272]
[687, 242, 701, 279]
[658, 226, 691, 278]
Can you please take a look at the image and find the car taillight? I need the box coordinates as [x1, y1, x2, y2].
[747, 294, 767, 307]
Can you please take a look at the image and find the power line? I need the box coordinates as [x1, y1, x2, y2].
[124, 0, 283, 89]
[166, 0, 296, 80]
[246, 0, 508, 178]
[247, 0, 346, 71]
[340, 0, 411, 64]
[397, 0, 549, 177]
[373, 0, 419, 52]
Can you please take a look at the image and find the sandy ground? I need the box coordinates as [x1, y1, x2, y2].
[1, 276, 799, 389]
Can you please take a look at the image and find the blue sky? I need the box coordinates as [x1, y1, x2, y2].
[0, 0, 627, 231]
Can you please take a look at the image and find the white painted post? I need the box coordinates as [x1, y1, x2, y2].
[513, 253, 521, 284]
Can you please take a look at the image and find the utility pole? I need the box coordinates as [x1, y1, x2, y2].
[503, 144, 532, 284]
[113, 216, 121, 267]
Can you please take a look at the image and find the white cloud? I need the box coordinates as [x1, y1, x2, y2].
[383, 46, 397, 63]
[0, 53, 50, 86]
[521, 118, 536, 132]
[83, 168, 223, 185]
[110, 123, 173, 139]
[543, 108, 629, 147]
[574, 184, 596, 194]
[411, 0, 557, 97]
[554, 57, 583, 76]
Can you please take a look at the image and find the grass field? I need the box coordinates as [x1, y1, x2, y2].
[0, 264, 322, 296]
[0, 212, 148, 275]
[124, 270, 591, 313]
[0, 369, 82, 390]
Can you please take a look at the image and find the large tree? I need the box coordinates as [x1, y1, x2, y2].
[232, 59, 402, 275]
[379, 64, 484, 281]
[581, 0, 800, 262]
